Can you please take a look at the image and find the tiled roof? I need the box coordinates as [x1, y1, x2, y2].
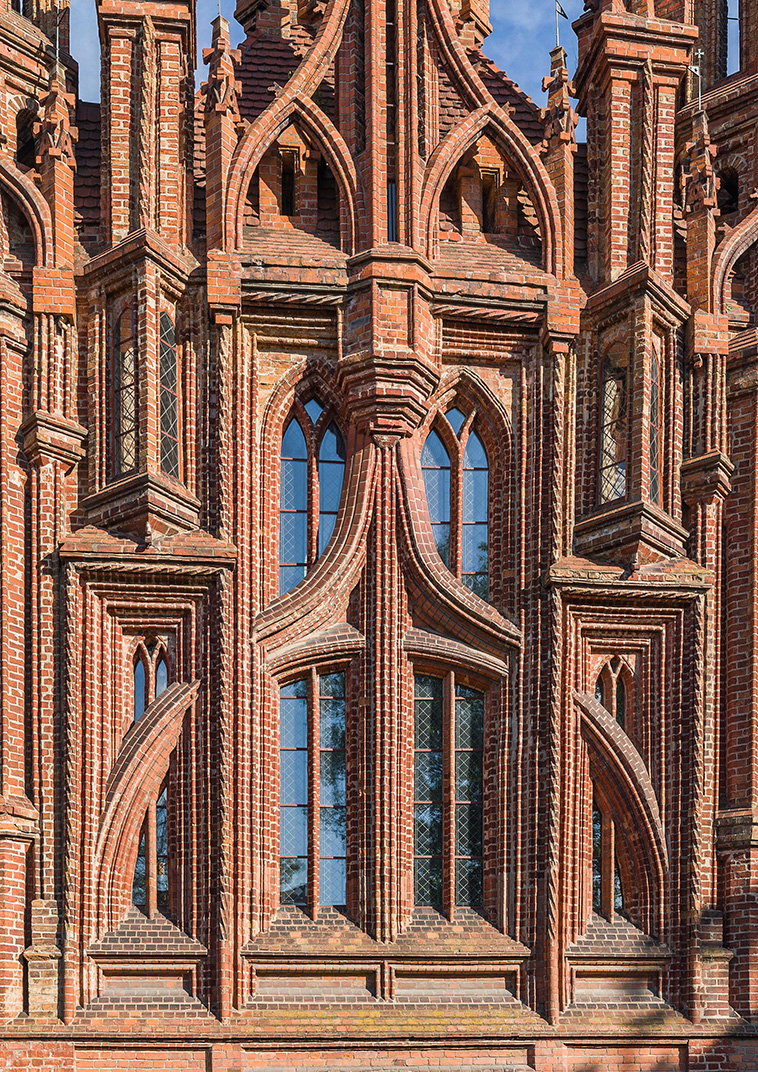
[472, 49, 545, 146]
[74, 101, 101, 232]
[237, 25, 334, 125]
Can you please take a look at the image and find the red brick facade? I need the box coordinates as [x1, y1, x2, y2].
[0, 0, 756, 1065]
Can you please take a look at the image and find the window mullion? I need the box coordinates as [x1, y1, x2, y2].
[307, 452, 319, 568]
[443, 671, 455, 920]
[601, 811, 615, 920]
[309, 667, 320, 917]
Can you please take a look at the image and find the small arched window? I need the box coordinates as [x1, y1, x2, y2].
[421, 406, 489, 599]
[113, 310, 138, 478]
[155, 656, 168, 699]
[594, 658, 629, 731]
[133, 655, 147, 722]
[159, 312, 180, 480]
[599, 354, 628, 504]
[279, 399, 346, 596]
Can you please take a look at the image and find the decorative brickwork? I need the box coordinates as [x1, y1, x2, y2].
[0, 0, 756, 1065]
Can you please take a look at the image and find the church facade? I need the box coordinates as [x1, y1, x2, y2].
[0, 0, 756, 1065]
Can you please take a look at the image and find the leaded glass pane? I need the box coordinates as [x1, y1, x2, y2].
[281, 751, 308, 806]
[319, 858, 346, 905]
[422, 430, 452, 572]
[280, 419, 309, 595]
[320, 751, 346, 806]
[304, 398, 323, 425]
[113, 311, 138, 478]
[280, 695, 308, 749]
[414, 858, 442, 906]
[320, 807, 346, 856]
[462, 429, 488, 599]
[414, 803, 443, 857]
[279, 512, 307, 570]
[280, 806, 308, 856]
[446, 407, 466, 436]
[422, 466, 450, 524]
[280, 858, 307, 904]
[320, 699, 345, 749]
[281, 457, 308, 511]
[599, 364, 628, 504]
[454, 683, 483, 907]
[318, 423, 346, 557]
[159, 313, 180, 480]
[455, 859, 482, 907]
[414, 752, 443, 801]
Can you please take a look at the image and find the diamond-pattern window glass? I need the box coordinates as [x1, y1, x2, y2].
[279, 420, 308, 595]
[159, 313, 181, 480]
[318, 423, 346, 556]
[319, 671, 346, 904]
[421, 429, 451, 566]
[414, 674, 444, 906]
[592, 800, 602, 911]
[454, 684, 483, 906]
[280, 678, 309, 904]
[462, 430, 488, 599]
[599, 358, 628, 504]
[113, 310, 138, 478]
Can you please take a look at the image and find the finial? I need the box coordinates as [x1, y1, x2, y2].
[555, 0, 569, 48]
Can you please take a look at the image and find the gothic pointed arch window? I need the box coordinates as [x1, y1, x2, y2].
[131, 640, 173, 723]
[649, 335, 663, 506]
[599, 352, 629, 504]
[591, 791, 624, 918]
[279, 397, 347, 596]
[159, 312, 181, 481]
[594, 657, 632, 734]
[112, 309, 138, 478]
[421, 405, 489, 599]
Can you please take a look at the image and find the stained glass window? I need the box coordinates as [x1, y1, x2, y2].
[113, 310, 137, 477]
[279, 671, 347, 907]
[421, 406, 489, 599]
[413, 673, 484, 909]
[159, 312, 180, 480]
[279, 400, 346, 596]
[599, 356, 628, 503]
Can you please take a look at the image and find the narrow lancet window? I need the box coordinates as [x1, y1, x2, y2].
[649, 338, 662, 506]
[279, 420, 309, 595]
[599, 356, 628, 504]
[113, 310, 138, 477]
[159, 313, 180, 480]
[134, 657, 146, 722]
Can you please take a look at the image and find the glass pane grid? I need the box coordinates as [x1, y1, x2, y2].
[414, 675, 444, 907]
[159, 315, 180, 480]
[318, 672, 346, 905]
[454, 686, 483, 907]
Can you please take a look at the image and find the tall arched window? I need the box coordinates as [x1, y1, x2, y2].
[413, 672, 484, 911]
[160, 312, 180, 480]
[599, 354, 628, 504]
[112, 310, 138, 478]
[133, 655, 147, 722]
[421, 406, 489, 599]
[279, 399, 346, 596]
[594, 657, 630, 733]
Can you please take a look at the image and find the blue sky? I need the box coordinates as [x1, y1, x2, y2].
[69, 0, 578, 107]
